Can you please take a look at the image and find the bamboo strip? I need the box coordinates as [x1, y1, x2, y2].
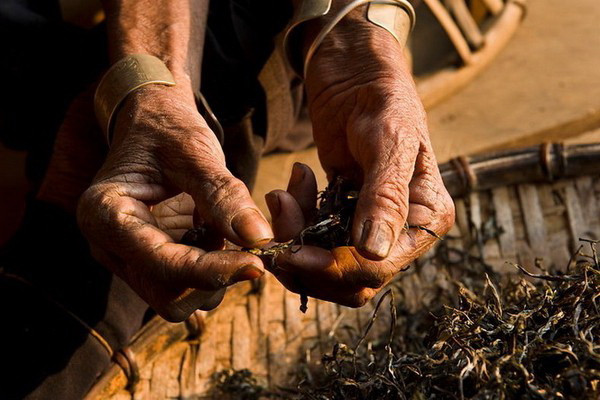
[422, 0, 473, 64]
[446, 0, 485, 48]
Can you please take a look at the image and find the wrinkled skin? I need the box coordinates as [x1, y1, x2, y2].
[70, 6, 455, 320]
[77, 85, 272, 322]
[264, 12, 455, 308]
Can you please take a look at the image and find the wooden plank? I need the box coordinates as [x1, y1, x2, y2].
[254, 276, 274, 381]
[195, 317, 217, 393]
[447, 0, 485, 48]
[575, 176, 600, 240]
[454, 199, 471, 248]
[179, 345, 197, 399]
[548, 229, 572, 274]
[537, 184, 571, 272]
[517, 184, 548, 260]
[112, 391, 132, 400]
[214, 307, 233, 369]
[284, 288, 304, 345]
[231, 304, 252, 371]
[469, 192, 484, 260]
[265, 277, 288, 386]
[492, 186, 517, 260]
[246, 291, 267, 380]
[148, 343, 187, 399]
[132, 380, 149, 400]
[564, 182, 589, 250]
[423, 0, 473, 64]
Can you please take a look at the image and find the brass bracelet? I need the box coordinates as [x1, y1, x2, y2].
[94, 54, 176, 145]
[283, 0, 416, 79]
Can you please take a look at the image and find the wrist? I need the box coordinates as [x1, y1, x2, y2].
[95, 54, 198, 146]
[110, 83, 197, 146]
[304, 8, 411, 98]
[285, 0, 414, 78]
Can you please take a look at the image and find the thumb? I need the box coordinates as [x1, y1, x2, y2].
[195, 170, 273, 247]
[352, 148, 418, 260]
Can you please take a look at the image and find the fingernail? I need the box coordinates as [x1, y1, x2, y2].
[289, 162, 306, 186]
[229, 264, 264, 285]
[265, 192, 281, 220]
[231, 208, 273, 246]
[358, 220, 393, 259]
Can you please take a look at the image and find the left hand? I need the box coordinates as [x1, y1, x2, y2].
[263, 6, 455, 307]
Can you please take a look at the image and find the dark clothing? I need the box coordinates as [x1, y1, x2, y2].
[0, 0, 294, 187]
[0, 1, 298, 399]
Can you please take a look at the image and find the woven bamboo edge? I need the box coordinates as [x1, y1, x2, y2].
[84, 313, 203, 399]
[417, 0, 527, 109]
[442, 142, 600, 197]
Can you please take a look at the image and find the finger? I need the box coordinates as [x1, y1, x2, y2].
[266, 190, 305, 242]
[389, 193, 454, 266]
[277, 245, 389, 289]
[286, 162, 318, 222]
[130, 240, 264, 292]
[159, 132, 273, 247]
[154, 288, 226, 322]
[79, 190, 265, 291]
[193, 206, 203, 227]
[352, 138, 420, 261]
[196, 288, 226, 311]
[192, 170, 273, 248]
[407, 151, 455, 236]
[273, 265, 378, 308]
[277, 245, 337, 275]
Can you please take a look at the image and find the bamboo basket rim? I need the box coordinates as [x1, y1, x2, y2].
[417, 0, 527, 109]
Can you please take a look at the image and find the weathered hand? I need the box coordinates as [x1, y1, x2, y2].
[264, 8, 454, 307]
[77, 85, 273, 321]
[266, 161, 451, 307]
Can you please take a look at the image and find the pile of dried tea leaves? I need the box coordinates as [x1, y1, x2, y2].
[212, 241, 600, 400]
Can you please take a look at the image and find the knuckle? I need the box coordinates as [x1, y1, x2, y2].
[201, 174, 250, 215]
[367, 179, 408, 214]
[157, 304, 191, 323]
[77, 185, 114, 230]
[436, 191, 456, 234]
[344, 289, 375, 308]
[155, 289, 207, 323]
[358, 269, 388, 290]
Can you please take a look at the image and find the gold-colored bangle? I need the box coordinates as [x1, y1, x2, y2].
[94, 54, 176, 145]
[367, 1, 416, 46]
[283, 0, 416, 79]
[283, 0, 332, 79]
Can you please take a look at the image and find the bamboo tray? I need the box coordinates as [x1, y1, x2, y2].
[86, 140, 600, 399]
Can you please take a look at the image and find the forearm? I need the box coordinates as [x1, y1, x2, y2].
[101, 0, 208, 92]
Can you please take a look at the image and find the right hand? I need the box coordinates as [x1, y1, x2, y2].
[77, 84, 273, 322]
